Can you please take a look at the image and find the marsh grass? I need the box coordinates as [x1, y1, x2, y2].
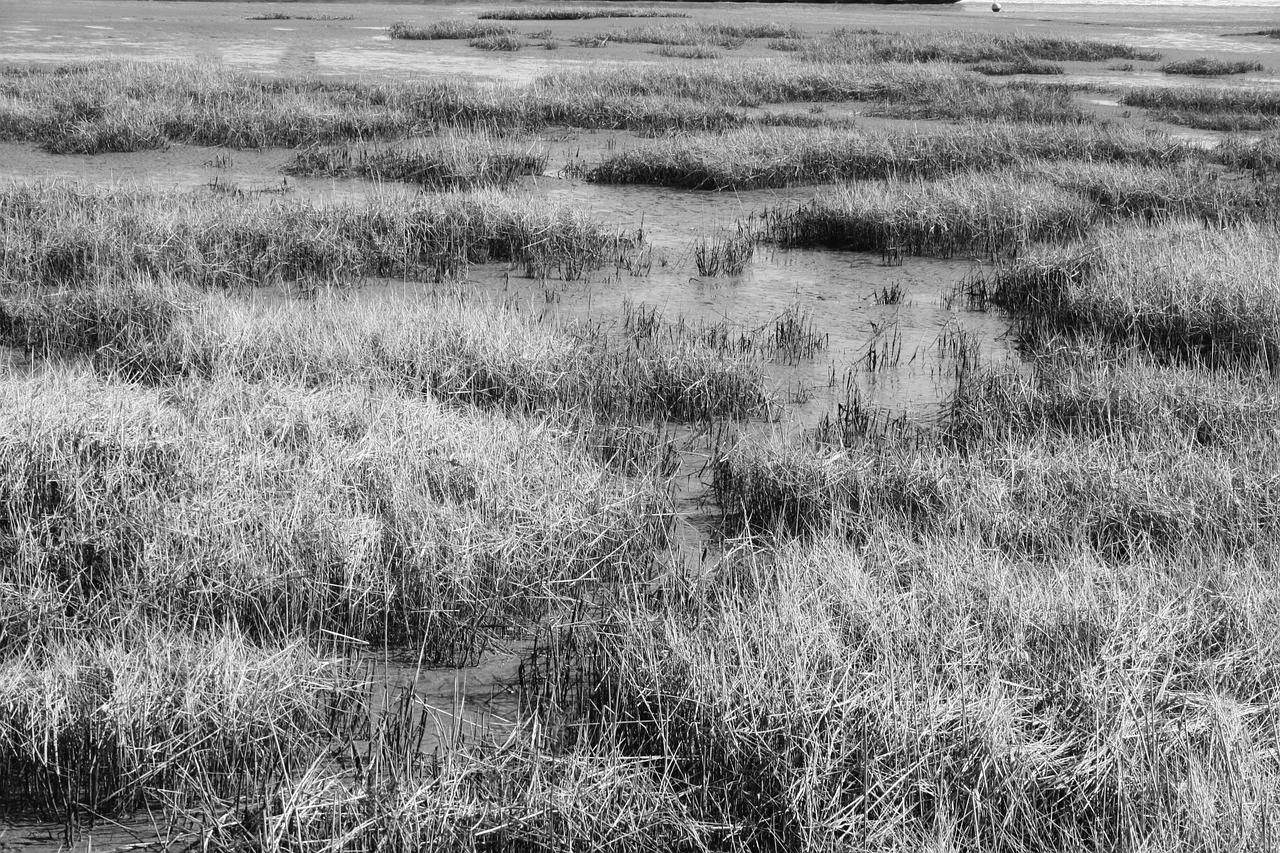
[584, 537, 1280, 851]
[971, 220, 1280, 364]
[247, 12, 354, 21]
[693, 229, 754, 275]
[1162, 58, 1265, 76]
[0, 62, 760, 149]
[478, 6, 687, 19]
[284, 136, 548, 188]
[972, 58, 1065, 76]
[548, 60, 1086, 123]
[1033, 159, 1278, 223]
[0, 183, 636, 288]
[388, 20, 516, 40]
[0, 277, 774, 424]
[622, 299, 825, 364]
[945, 351, 1280, 449]
[652, 44, 722, 60]
[1217, 133, 1280, 176]
[0, 362, 679, 828]
[597, 21, 801, 49]
[7, 19, 1280, 850]
[0, 370, 672, 658]
[756, 174, 1093, 259]
[799, 28, 1161, 64]
[713, 427, 1280, 558]
[470, 33, 525, 51]
[255, 741, 708, 853]
[587, 123, 1195, 190]
[1126, 85, 1280, 130]
[0, 629, 354, 817]
[0, 59, 1102, 151]
[1122, 85, 1280, 117]
[0, 62, 415, 151]
[1151, 110, 1279, 132]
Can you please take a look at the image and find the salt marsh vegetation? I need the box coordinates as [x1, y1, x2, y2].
[0, 183, 636, 287]
[972, 221, 1280, 364]
[388, 20, 517, 40]
[282, 135, 549, 189]
[1161, 57, 1266, 76]
[586, 123, 1201, 189]
[477, 6, 687, 19]
[1121, 85, 1280, 131]
[3, 5, 1280, 851]
[756, 173, 1094, 258]
[796, 27, 1162, 64]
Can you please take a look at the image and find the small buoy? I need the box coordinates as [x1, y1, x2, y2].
[992, 2, 1001, 9]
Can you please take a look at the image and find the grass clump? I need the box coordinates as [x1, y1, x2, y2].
[622, 299, 826, 364]
[599, 21, 802, 49]
[590, 537, 1280, 850]
[0, 61, 759, 147]
[283, 135, 548, 188]
[693, 230, 755, 275]
[973, 220, 1280, 364]
[1129, 90, 1280, 135]
[548, 60, 1086, 123]
[388, 20, 516, 40]
[0, 60, 1091, 152]
[1033, 160, 1277, 223]
[0, 62, 417, 151]
[972, 58, 1066, 76]
[714, 431, 1280, 558]
[0, 278, 773, 423]
[247, 12, 354, 20]
[0, 630, 353, 816]
[758, 174, 1092, 259]
[1150, 110, 1279, 133]
[478, 6, 686, 19]
[651, 44, 722, 60]
[946, 352, 1280, 449]
[800, 28, 1160, 64]
[1161, 57, 1265, 76]
[1216, 133, 1280, 176]
[0, 370, 671, 657]
[0, 182, 636, 288]
[1122, 85, 1280, 118]
[261, 747, 709, 852]
[587, 123, 1195, 190]
[470, 33, 525, 51]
